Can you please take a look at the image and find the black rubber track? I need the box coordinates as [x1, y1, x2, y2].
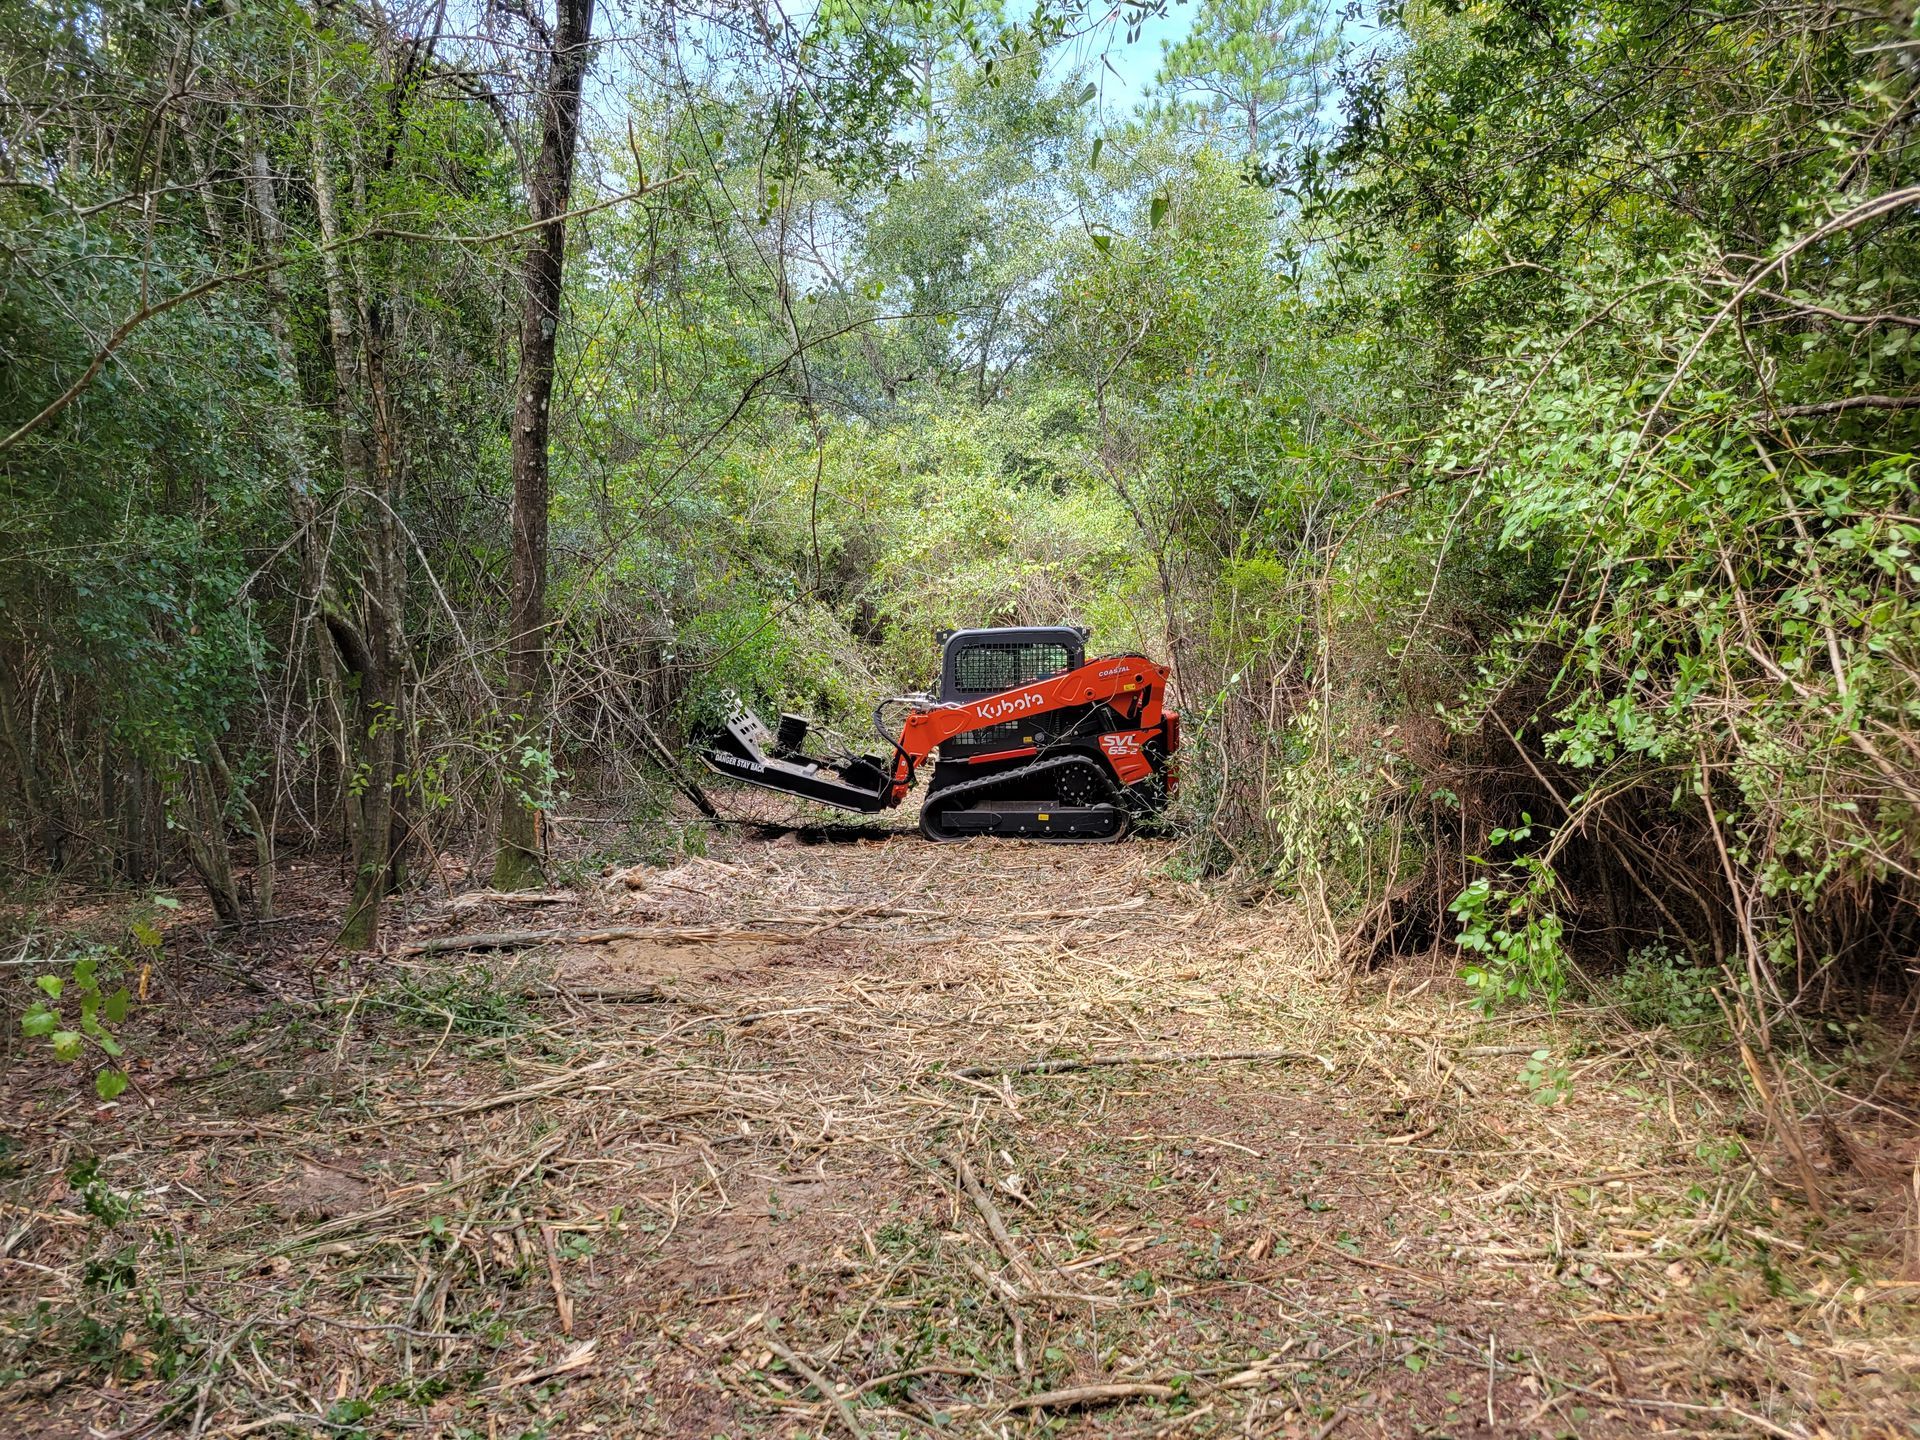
[918, 752, 1129, 844]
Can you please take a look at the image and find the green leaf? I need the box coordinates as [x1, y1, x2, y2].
[130, 920, 162, 951]
[95, 1034, 123, 1058]
[1091, 232, 1111, 256]
[21, 1005, 58, 1038]
[1149, 193, 1169, 229]
[36, 976, 63, 999]
[51, 1031, 84, 1062]
[1089, 136, 1103, 171]
[95, 1070, 129, 1101]
[104, 988, 131, 1024]
[73, 956, 97, 989]
[151, 895, 182, 910]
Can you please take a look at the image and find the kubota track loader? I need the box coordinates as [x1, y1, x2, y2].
[697, 626, 1178, 842]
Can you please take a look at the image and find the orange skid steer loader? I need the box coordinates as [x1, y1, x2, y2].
[698, 626, 1179, 842]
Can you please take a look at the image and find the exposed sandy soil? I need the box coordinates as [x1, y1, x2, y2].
[0, 829, 1914, 1438]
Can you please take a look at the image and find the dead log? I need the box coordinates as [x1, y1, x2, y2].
[395, 925, 797, 957]
[949, 1048, 1318, 1079]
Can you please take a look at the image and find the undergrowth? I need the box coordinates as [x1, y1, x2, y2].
[368, 965, 533, 1038]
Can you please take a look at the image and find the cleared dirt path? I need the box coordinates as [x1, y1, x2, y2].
[3, 833, 1912, 1437]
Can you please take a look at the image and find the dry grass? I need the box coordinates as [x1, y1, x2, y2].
[0, 828, 1915, 1438]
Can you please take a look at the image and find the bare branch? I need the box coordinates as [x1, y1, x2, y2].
[1773, 393, 1920, 418]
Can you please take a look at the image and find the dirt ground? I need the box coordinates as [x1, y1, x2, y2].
[1, 828, 1916, 1438]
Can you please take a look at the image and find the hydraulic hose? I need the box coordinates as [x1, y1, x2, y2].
[873, 696, 925, 787]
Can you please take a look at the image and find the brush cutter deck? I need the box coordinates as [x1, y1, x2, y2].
[701, 695, 893, 813]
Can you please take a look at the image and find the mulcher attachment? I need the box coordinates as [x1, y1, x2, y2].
[699, 694, 893, 813]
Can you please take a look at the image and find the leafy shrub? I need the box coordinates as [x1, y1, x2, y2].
[1448, 816, 1568, 1013]
[1611, 942, 1723, 1037]
[1517, 1048, 1571, 1105]
[19, 946, 138, 1100]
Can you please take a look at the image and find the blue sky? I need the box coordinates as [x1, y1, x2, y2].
[577, 1, 1377, 146]
[1011, 0, 1196, 117]
[1024, 2, 1380, 128]
[1071, 3, 1196, 109]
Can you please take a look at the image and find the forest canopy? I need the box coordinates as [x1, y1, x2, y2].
[3, 0, 1918, 1027]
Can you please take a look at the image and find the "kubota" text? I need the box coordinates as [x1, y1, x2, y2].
[974, 689, 1046, 721]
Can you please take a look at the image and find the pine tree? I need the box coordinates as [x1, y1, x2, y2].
[1153, 0, 1336, 163]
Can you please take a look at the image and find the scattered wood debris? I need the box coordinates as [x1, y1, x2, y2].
[1, 831, 1912, 1438]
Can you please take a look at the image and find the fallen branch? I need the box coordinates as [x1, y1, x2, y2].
[538, 1218, 575, 1336]
[952, 1152, 1037, 1286]
[396, 925, 796, 956]
[957, 1254, 1029, 1373]
[218, 1412, 334, 1437]
[949, 1048, 1321, 1079]
[1006, 1381, 1174, 1410]
[1303, 1234, 1436, 1283]
[400, 1059, 617, 1121]
[806, 856, 942, 937]
[485, 1339, 598, 1393]
[532, 983, 670, 1003]
[1378, 1124, 1440, 1146]
[445, 889, 574, 910]
[993, 896, 1151, 921]
[761, 1331, 867, 1440]
[272, 1143, 560, 1252]
[1429, 1043, 1480, 1100]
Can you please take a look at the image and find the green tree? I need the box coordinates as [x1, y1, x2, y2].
[1153, 0, 1336, 163]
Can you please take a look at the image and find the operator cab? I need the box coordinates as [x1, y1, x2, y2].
[933, 626, 1089, 760]
[936, 626, 1086, 705]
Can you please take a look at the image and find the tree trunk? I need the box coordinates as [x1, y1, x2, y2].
[174, 761, 246, 925]
[119, 754, 150, 884]
[311, 65, 407, 950]
[310, 69, 369, 851]
[334, 323, 405, 950]
[330, 516, 404, 949]
[0, 647, 64, 869]
[208, 740, 275, 921]
[97, 739, 117, 885]
[493, 0, 594, 891]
